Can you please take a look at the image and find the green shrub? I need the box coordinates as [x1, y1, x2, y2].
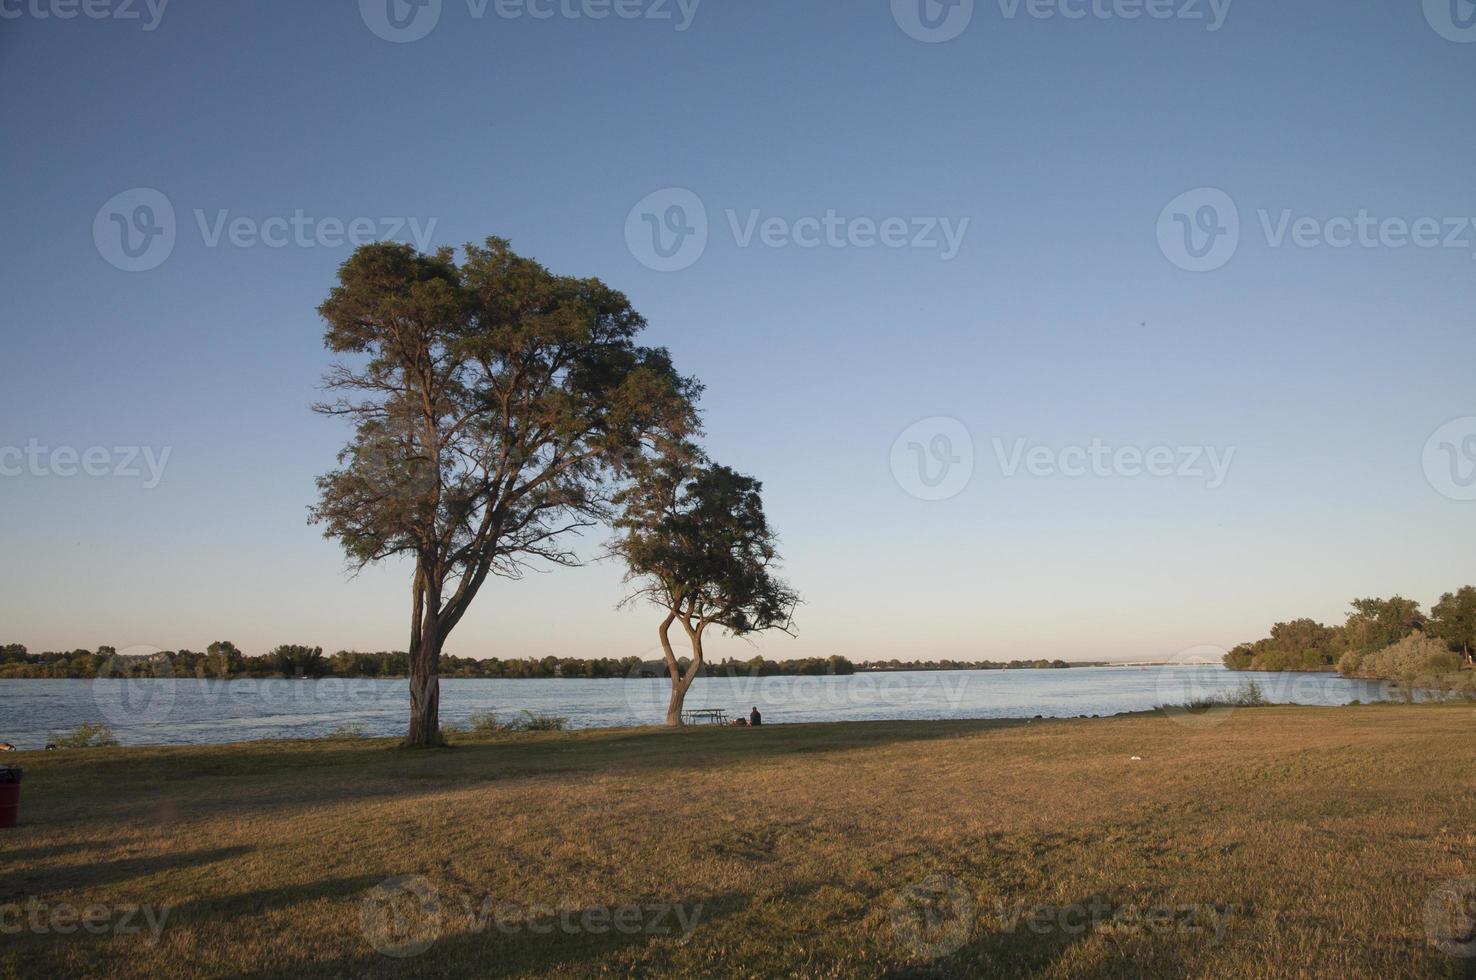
[467, 711, 504, 733]
[461, 710, 569, 733]
[53, 723, 119, 749]
[1356, 634, 1463, 681]
[519, 711, 569, 731]
[1229, 680, 1269, 707]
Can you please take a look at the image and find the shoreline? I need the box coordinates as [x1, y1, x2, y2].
[2, 700, 1447, 755]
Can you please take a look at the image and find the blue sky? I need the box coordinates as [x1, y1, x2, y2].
[2, 0, 1473, 663]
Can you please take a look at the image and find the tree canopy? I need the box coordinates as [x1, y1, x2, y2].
[614, 454, 799, 724]
[312, 238, 699, 744]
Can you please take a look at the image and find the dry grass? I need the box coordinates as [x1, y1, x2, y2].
[3, 705, 1476, 978]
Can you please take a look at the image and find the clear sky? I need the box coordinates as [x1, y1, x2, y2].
[2, 0, 1473, 664]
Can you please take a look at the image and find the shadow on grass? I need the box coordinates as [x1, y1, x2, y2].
[21, 718, 1030, 826]
[883, 892, 1195, 980]
[0, 845, 257, 898]
[228, 887, 750, 980]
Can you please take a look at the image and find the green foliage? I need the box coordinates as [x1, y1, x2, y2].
[467, 711, 504, 733]
[311, 238, 702, 744]
[1223, 592, 1473, 675]
[616, 457, 800, 638]
[1180, 680, 1270, 712]
[1344, 596, 1425, 655]
[519, 711, 569, 731]
[270, 645, 326, 678]
[1430, 586, 1476, 663]
[461, 710, 568, 732]
[52, 723, 119, 749]
[1349, 633, 1464, 682]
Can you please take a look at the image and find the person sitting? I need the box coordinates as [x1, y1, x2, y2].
[0, 743, 13, 752]
[749, 706, 762, 727]
[729, 716, 747, 727]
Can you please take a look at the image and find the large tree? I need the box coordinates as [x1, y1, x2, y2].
[1431, 586, 1476, 664]
[614, 453, 799, 726]
[313, 238, 699, 746]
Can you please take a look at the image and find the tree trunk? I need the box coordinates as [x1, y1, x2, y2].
[405, 564, 444, 747]
[665, 617, 706, 726]
[659, 613, 690, 726]
[407, 630, 442, 746]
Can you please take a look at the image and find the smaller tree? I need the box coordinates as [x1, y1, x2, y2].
[615, 453, 799, 726]
[1431, 586, 1476, 664]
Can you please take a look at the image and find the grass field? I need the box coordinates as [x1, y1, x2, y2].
[3, 704, 1476, 978]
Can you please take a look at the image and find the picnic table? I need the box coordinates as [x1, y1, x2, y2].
[681, 708, 728, 725]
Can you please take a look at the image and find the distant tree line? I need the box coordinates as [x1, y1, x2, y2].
[0, 644, 1081, 680]
[856, 658, 1078, 672]
[1223, 587, 1476, 680]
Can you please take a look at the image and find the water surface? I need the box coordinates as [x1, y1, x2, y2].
[0, 666, 1396, 747]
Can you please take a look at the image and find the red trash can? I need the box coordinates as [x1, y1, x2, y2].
[0, 766, 21, 828]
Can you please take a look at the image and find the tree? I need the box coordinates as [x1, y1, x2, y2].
[312, 238, 698, 746]
[614, 454, 799, 726]
[1345, 596, 1425, 654]
[1431, 586, 1476, 664]
[271, 644, 325, 678]
[205, 640, 243, 677]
